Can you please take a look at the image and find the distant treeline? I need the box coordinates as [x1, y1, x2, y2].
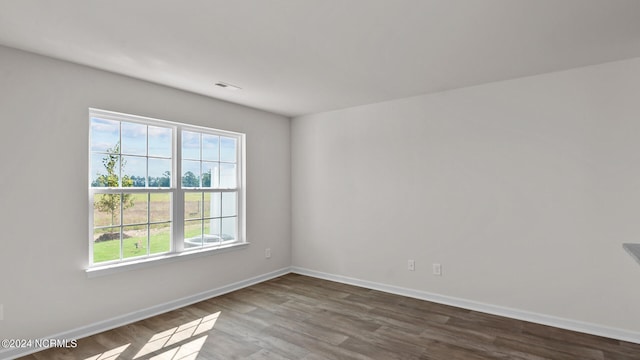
[91, 171, 212, 188]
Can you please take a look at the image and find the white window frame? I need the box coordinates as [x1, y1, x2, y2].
[87, 108, 246, 276]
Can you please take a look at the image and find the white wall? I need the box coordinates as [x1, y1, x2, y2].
[0, 45, 291, 340]
[3, 40, 640, 344]
[292, 57, 640, 334]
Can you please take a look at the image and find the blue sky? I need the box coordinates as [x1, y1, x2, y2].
[90, 118, 237, 187]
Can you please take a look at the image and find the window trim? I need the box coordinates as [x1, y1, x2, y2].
[87, 108, 246, 272]
[86, 242, 250, 278]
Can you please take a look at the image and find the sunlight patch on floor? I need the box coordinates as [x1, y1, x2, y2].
[147, 335, 208, 360]
[84, 343, 130, 360]
[133, 311, 220, 359]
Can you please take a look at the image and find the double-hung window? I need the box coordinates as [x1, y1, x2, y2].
[88, 109, 244, 268]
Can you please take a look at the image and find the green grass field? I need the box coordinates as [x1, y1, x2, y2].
[94, 192, 171, 263]
[93, 231, 169, 262]
[93, 192, 222, 263]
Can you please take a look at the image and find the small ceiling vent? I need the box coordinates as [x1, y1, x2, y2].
[214, 81, 241, 91]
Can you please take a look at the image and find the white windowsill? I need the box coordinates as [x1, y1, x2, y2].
[86, 242, 250, 278]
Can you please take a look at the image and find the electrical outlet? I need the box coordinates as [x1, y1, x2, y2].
[265, 248, 271, 259]
[408, 259, 415, 271]
[433, 263, 442, 276]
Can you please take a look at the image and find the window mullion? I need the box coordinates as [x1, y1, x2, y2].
[146, 192, 151, 256]
[120, 192, 124, 260]
[89, 190, 95, 265]
[146, 125, 149, 188]
[201, 192, 205, 247]
[174, 126, 184, 253]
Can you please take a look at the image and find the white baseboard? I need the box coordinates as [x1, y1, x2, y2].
[291, 266, 640, 345]
[0, 267, 291, 360]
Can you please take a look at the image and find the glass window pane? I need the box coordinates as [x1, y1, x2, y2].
[220, 163, 236, 188]
[150, 223, 171, 254]
[123, 225, 148, 258]
[91, 153, 120, 187]
[121, 122, 147, 156]
[184, 192, 202, 220]
[123, 193, 148, 225]
[90, 118, 120, 152]
[204, 218, 221, 247]
[184, 219, 203, 248]
[122, 156, 146, 187]
[91, 153, 107, 187]
[204, 192, 221, 218]
[150, 193, 171, 222]
[222, 192, 237, 217]
[93, 226, 121, 263]
[148, 158, 171, 188]
[220, 137, 237, 163]
[149, 126, 172, 158]
[182, 160, 201, 187]
[182, 131, 201, 160]
[202, 162, 219, 188]
[202, 134, 219, 161]
[203, 192, 211, 218]
[94, 193, 121, 226]
[221, 217, 237, 241]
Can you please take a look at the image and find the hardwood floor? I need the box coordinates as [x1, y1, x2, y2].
[18, 274, 640, 359]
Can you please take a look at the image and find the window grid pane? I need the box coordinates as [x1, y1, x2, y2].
[90, 110, 242, 266]
[123, 225, 148, 259]
[150, 222, 171, 254]
[91, 118, 172, 189]
[182, 190, 238, 248]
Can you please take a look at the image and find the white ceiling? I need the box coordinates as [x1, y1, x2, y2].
[1, 0, 640, 117]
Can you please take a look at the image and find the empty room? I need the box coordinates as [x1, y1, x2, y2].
[1, 0, 640, 359]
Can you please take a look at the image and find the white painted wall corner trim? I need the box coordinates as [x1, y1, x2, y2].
[291, 266, 640, 345]
[0, 267, 291, 360]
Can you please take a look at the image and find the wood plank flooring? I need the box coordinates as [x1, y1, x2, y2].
[18, 274, 640, 359]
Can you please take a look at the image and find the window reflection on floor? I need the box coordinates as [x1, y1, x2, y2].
[83, 312, 220, 360]
[84, 344, 130, 360]
[134, 312, 219, 359]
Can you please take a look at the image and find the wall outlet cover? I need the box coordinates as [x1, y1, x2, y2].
[433, 263, 442, 276]
[408, 259, 415, 271]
